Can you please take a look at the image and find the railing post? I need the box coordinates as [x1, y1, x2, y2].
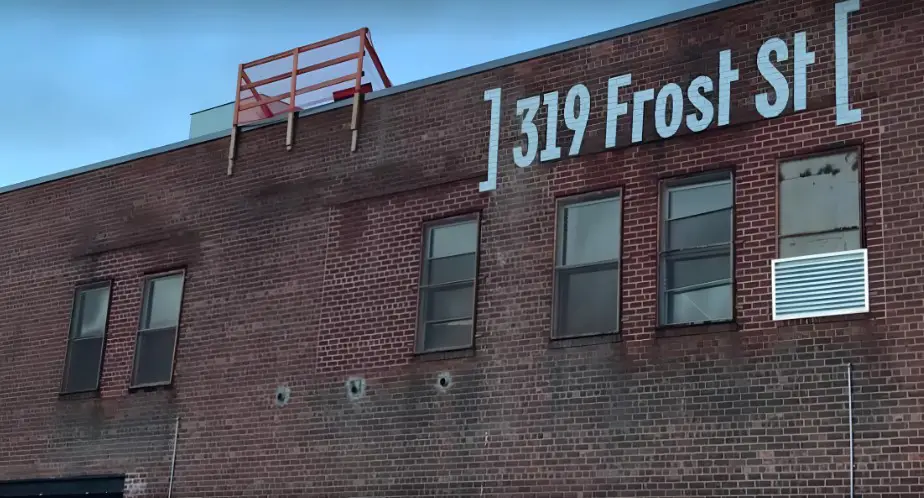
[286, 48, 299, 151]
[228, 63, 244, 176]
[350, 29, 367, 152]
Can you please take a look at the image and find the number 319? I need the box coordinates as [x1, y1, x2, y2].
[511, 84, 590, 168]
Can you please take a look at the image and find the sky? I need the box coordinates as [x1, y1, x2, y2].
[0, 0, 713, 189]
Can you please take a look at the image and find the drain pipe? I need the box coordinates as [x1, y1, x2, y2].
[847, 363, 854, 498]
[167, 416, 180, 498]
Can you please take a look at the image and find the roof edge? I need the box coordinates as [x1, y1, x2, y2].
[362, 0, 755, 103]
[0, 0, 756, 197]
[190, 100, 234, 115]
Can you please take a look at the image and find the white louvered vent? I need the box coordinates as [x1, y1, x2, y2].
[771, 248, 869, 321]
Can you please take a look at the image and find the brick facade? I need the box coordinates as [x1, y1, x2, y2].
[1, 0, 923, 496]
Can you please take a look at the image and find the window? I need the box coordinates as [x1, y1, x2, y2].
[659, 172, 734, 326]
[131, 271, 186, 387]
[778, 150, 862, 258]
[553, 192, 622, 338]
[61, 282, 112, 393]
[417, 216, 479, 353]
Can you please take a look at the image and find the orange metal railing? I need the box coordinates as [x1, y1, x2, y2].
[232, 27, 390, 126]
[227, 28, 391, 174]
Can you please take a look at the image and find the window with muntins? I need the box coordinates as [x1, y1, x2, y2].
[778, 150, 862, 258]
[417, 216, 479, 353]
[61, 282, 112, 393]
[553, 192, 622, 338]
[131, 271, 185, 387]
[659, 172, 734, 326]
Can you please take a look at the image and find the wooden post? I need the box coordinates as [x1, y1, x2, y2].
[286, 48, 299, 151]
[350, 29, 367, 152]
[351, 93, 363, 152]
[227, 125, 239, 176]
[228, 64, 244, 176]
[286, 113, 296, 151]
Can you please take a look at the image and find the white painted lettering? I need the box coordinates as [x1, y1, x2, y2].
[540, 91, 561, 162]
[755, 37, 790, 118]
[835, 0, 861, 125]
[479, 88, 502, 192]
[631, 89, 655, 143]
[717, 50, 739, 126]
[605, 74, 632, 148]
[655, 83, 684, 138]
[478, 5, 863, 194]
[686, 76, 714, 133]
[565, 84, 590, 156]
[793, 31, 815, 111]
[513, 95, 541, 168]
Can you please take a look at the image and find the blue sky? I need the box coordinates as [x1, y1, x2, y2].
[0, 0, 711, 189]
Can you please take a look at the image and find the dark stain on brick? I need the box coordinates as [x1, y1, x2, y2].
[2, 0, 923, 495]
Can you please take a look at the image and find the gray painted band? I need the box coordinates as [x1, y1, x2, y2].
[0, 0, 755, 196]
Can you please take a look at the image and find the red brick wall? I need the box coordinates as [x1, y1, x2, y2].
[2, 0, 923, 496]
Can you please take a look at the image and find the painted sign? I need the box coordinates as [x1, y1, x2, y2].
[479, 0, 863, 193]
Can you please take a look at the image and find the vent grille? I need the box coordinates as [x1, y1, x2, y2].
[771, 249, 869, 321]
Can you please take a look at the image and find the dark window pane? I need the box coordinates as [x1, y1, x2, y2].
[556, 266, 619, 337]
[666, 208, 732, 251]
[423, 319, 473, 351]
[561, 197, 621, 265]
[665, 252, 731, 290]
[665, 283, 733, 324]
[417, 218, 479, 353]
[426, 253, 476, 285]
[62, 337, 104, 393]
[429, 221, 478, 258]
[142, 274, 184, 330]
[424, 284, 474, 322]
[668, 180, 732, 219]
[72, 286, 110, 339]
[133, 328, 177, 386]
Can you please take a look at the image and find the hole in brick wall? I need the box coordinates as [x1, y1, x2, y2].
[436, 372, 452, 391]
[346, 377, 366, 401]
[274, 385, 291, 407]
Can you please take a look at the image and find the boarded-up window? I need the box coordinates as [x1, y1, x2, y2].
[554, 192, 622, 338]
[779, 151, 861, 258]
[417, 216, 479, 353]
[61, 282, 112, 393]
[131, 271, 186, 387]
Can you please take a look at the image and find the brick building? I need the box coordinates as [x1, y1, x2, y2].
[1, 0, 922, 496]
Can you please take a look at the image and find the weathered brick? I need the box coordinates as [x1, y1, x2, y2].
[1, 0, 923, 496]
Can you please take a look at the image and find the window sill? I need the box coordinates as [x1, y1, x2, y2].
[413, 347, 475, 362]
[655, 321, 739, 338]
[128, 381, 174, 393]
[549, 332, 621, 349]
[58, 389, 101, 400]
[773, 312, 872, 328]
